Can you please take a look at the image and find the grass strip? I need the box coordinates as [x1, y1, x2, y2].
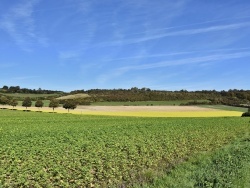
[141, 135, 250, 188]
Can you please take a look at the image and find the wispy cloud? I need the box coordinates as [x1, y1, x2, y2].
[96, 50, 250, 84]
[0, 0, 45, 51]
[12, 76, 40, 80]
[105, 52, 193, 61]
[117, 51, 250, 72]
[98, 22, 250, 47]
[105, 47, 250, 61]
[129, 15, 250, 36]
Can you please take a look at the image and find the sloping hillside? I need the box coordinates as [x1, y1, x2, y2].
[56, 93, 90, 100]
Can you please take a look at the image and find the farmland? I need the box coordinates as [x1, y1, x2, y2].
[201, 105, 249, 112]
[0, 109, 249, 187]
[142, 137, 250, 188]
[90, 100, 209, 106]
[0, 105, 243, 117]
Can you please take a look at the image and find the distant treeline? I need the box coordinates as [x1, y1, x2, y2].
[70, 87, 250, 107]
[0, 85, 63, 94]
[1, 85, 250, 107]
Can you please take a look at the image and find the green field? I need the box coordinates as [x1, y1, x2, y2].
[91, 100, 209, 106]
[201, 105, 249, 112]
[141, 137, 250, 188]
[0, 110, 249, 187]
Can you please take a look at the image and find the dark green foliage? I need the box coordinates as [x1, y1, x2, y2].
[35, 100, 44, 109]
[0, 96, 9, 105]
[74, 98, 91, 105]
[49, 99, 59, 111]
[180, 100, 210, 106]
[22, 97, 32, 109]
[85, 88, 250, 106]
[8, 99, 18, 108]
[1, 85, 63, 94]
[1, 85, 250, 107]
[242, 112, 250, 117]
[241, 108, 250, 117]
[63, 100, 77, 112]
[2, 85, 8, 90]
[59, 98, 91, 106]
[145, 137, 250, 188]
[193, 141, 250, 188]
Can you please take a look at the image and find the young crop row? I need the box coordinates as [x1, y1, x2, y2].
[0, 110, 249, 187]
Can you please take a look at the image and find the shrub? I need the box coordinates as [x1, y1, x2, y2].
[241, 112, 250, 117]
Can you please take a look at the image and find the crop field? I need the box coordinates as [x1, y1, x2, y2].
[0, 109, 249, 187]
[0, 105, 242, 117]
[201, 105, 249, 112]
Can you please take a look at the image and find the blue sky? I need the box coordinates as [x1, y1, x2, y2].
[0, 0, 250, 92]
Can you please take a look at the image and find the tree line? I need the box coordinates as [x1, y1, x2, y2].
[79, 88, 250, 106]
[0, 85, 63, 94]
[0, 96, 77, 112]
[1, 85, 250, 107]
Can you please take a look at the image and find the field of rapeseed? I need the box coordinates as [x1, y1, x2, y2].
[74, 110, 242, 117]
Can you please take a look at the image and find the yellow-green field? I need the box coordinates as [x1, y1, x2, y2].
[73, 110, 242, 117]
[0, 105, 242, 117]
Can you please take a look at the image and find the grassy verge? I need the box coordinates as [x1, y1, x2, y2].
[201, 105, 248, 112]
[140, 134, 250, 188]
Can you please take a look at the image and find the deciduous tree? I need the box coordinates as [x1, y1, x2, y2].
[0, 96, 9, 105]
[63, 100, 77, 112]
[2, 85, 8, 90]
[22, 97, 32, 110]
[9, 99, 18, 109]
[35, 100, 44, 111]
[49, 99, 59, 112]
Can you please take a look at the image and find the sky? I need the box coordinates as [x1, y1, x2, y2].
[0, 0, 250, 92]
